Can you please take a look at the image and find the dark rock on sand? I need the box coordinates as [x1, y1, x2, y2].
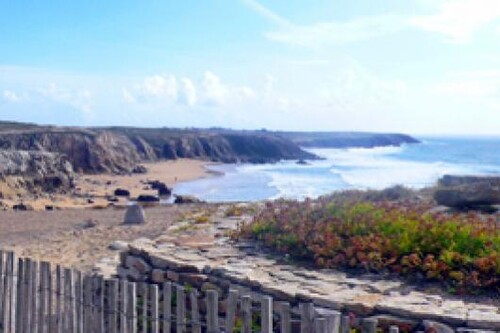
[174, 195, 202, 204]
[13, 203, 33, 211]
[114, 188, 131, 197]
[132, 165, 148, 174]
[137, 194, 160, 203]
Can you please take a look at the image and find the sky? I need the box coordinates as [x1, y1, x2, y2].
[0, 0, 499, 135]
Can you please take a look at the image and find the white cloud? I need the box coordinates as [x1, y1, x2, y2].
[39, 83, 94, 118]
[410, 0, 500, 43]
[142, 75, 178, 99]
[201, 71, 228, 106]
[434, 69, 500, 97]
[122, 88, 136, 104]
[240, 0, 291, 27]
[266, 15, 407, 47]
[264, 74, 276, 94]
[179, 78, 197, 106]
[243, 0, 500, 46]
[2, 90, 21, 102]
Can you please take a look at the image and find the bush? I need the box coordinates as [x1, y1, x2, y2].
[235, 197, 500, 292]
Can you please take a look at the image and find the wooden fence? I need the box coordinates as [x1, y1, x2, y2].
[0, 250, 394, 333]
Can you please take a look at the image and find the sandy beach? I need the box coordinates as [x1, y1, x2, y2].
[1, 158, 217, 211]
[0, 204, 221, 272]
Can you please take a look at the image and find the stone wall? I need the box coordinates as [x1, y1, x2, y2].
[116, 237, 500, 332]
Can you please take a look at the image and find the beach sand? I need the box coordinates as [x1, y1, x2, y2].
[0, 204, 220, 272]
[2, 159, 217, 210]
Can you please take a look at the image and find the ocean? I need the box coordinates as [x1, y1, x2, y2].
[173, 136, 500, 202]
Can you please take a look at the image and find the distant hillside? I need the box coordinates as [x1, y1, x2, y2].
[278, 131, 420, 148]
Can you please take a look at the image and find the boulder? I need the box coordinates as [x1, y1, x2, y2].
[124, 205, 147, 225]
[114, 188, 131, 197]
[137, 195, 160, 203]
[148, 180, 172, 196]
[158, 186, 172, 197]
[174, 195, 202, 204]
[132, 165, 148, 174]
[434, 175, 500, 208]
[13, 203, 33, 211]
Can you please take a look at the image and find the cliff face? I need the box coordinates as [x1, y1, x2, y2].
[0, 150, 74, 194]
[0, 125, 318, 175]
[107, 127, 317, 164]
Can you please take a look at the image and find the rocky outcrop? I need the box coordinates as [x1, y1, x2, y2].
[434, 175, 500, 208]
[0, 150, 74, 193]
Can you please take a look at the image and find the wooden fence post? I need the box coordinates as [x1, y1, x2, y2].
[361, 318, 378, 333]
[225, 289, 238, 333]
[39, 261, 49, 333]
[127, 282, 137, 333]
[55, 265, 63, 333]
[97, 276, 106, 333]
[389, 325, 400, 333]
[107, 279, 119, 333]
[65, 269, 77, 333]
[340, 315, 350, 333]
[23, 258, 31, 333]
[261, 296, 273, 333]
[9, 252, 17, 333]
[190, 289, 201, 333]
[150, 284, 159, 333]
[314, 317, 327, 333]
[76, 271, 83, 333]
[0, 250, 4, 331]
[176, 285, 186, 333]
[241, 295, 252, 333]
[300, 303, 314, 333]
[83, 276, 92, 333]
[15, 258, 24, 333]
[279, 302, 291, 333]
[47, 263, 53, 333]
[139, 283, 148, 333]
[162, 282, 172, 333]
[31, 260, 39, 333]
[326, 311, 341, 333]
[120, 280, 128, 333]
[206, 289, 219, 333]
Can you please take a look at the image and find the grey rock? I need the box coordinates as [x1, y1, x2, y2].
[108, 240, 129, 251]
[124, 205, 146, 225]
[423, 320, 454, 333]
[435, 175, 500, 208]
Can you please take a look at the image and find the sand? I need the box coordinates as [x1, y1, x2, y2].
[0, 204, 220, 272]
[2, 159, 218, 211]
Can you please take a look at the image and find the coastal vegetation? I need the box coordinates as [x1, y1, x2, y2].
[235, 194, 500, 293]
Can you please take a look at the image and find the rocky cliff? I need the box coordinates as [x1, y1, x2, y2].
[0, 150, 74, 195]
[0, 124, 318, 175]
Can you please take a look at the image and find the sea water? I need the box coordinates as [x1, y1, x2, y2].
[173, 136, 500, 202]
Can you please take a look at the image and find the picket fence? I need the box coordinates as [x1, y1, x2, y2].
[0, 250, 393, 333]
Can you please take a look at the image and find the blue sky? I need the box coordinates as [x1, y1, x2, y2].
[0, 0, 499, 134]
